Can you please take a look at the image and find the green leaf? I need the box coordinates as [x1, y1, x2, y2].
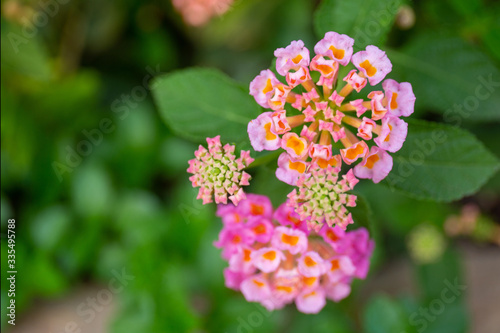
[359, 182, 452, 235]
[389, 33, 500, 121]
[152, 68, 260, 145]
[383, 120, 500, 202]
[416, 249, 463, 302]
[314, 0, 403, 50]
[363, 295, 408, 333]
[415, 249, 469, 333]
[71, 162, 114, 218]
[447, 0, 482, 17]
[249, 165, 294, 207]
[349, 194, 373, 233]
[31, 205, 71, 252]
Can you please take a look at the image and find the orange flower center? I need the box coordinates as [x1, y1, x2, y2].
[287, 213, 301, 227]
[262, 78, 273, 94]
[289, 160, 306, 173]
[365, 154, 380, 169]
[390, 92, 399, 109]
[384, 124, 393, 142]
[359, 59, 377, 77]
[286, 136, 305, 155]
[326, 229, 338, 242]
[330, 259, 340, 271]
[264, 122, 277, 141]
[292, 54, 303, 64]
[303, 276, 317, 286]
[253, 279, 265, 287]
[263, 250, 277, 260]
[276, 285, 293, 293]
[281, 233, 300, 246]
[345, 144, 365, 160]
[250, 203, 264, 215]
[243, 249, 252, 262]
[304, 256, 317, 267]
[329, 45, 345, 59]
[253, 223, 267, 235]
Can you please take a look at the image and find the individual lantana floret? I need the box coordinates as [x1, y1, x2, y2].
[214, 194, 374, 314]
[247, 31, 415, 228]
[187, 136, 254, 205]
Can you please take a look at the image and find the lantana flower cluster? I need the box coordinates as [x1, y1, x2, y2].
[214, 194, 374, 314]
[248, 32, 415, 229]
[187, 136, 254, 205]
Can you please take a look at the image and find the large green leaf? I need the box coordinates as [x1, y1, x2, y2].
[152, 68, 260, 144]
[314, 0, 403, 50]
[383, 120, 500, 201]
[389, 33, 500, 121]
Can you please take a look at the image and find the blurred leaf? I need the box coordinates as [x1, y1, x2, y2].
[152, 68, 260, 145]
[157, 265, 200, 332]
[360, 182, 451, 235]
[165, 184, 213, 260]
[289, 305, 354, 333]
[31, 205, 71, 252]
[116, 103, 157, 149]
[416, 249, 463, 302]
[349, 194, 373, 232]
[196, 224, 226, 290]
[447, 0, 482, 16]
[383, 120, 500, 201]
[249, 165, 293, 207]
[28, 253, 68, 296]
[58, 216, 104, 275]
[0, 82, 37, 179]
[95, 243, 128, 279]
[29, 70, 101, 132]
[363, 294, 408, 333]
[113, 191, 165, 246]
[415, 249, 469, 333]
[111, 292, 155, 333]
[160, 136, 197, 176]
[390, 33, 500, 121]
[71, 162, 114, 218]
[0, 195, 12, 225]
[482, 22, 500, 61]
[270, 0, 316, 49]
[314, 0, 402, 50]
[0, 19, 51, 80]
[422, 301, 468, 333]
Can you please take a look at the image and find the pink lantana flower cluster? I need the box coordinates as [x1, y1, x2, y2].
[214, 194, 374, 314]
[187, 136, 254, 205]
[248, 32, 415, 231]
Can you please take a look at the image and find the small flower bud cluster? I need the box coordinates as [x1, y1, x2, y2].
[288, 165, 358, 232]
[187, 136, 254, 205]
[214, 194, 374, 314]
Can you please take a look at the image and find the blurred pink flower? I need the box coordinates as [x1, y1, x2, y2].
[172, 0, 233, 26]
[214, 194, 374, 314]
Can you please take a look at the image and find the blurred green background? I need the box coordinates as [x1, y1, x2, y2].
[1, 0, 499, 332]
